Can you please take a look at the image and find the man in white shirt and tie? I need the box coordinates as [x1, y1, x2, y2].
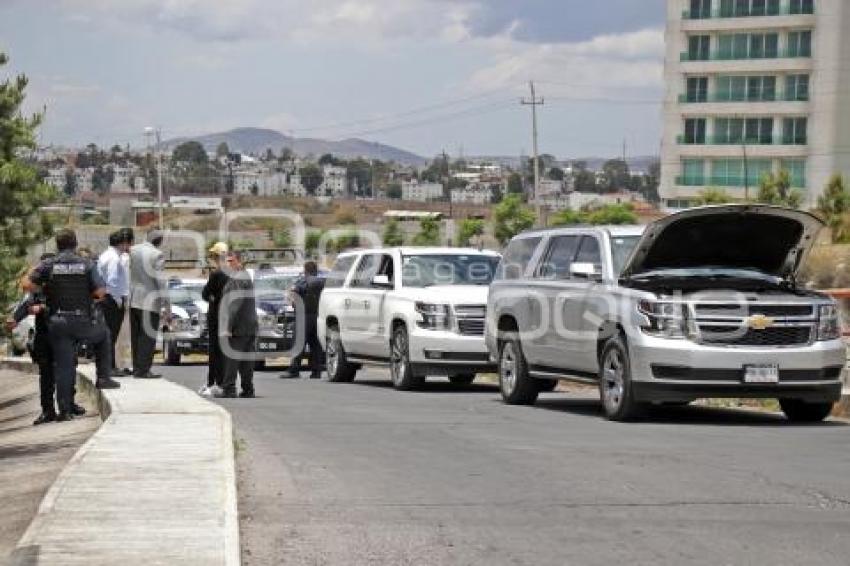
[98, 228, 134, 377]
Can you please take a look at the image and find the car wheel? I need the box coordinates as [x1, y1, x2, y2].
[11, 342, 26, 356]
[498, 337, 538, 405]
[325, 326, 356, 382]
[779, 399, 833, 423]
[448, 374, 475, 386]
[164, 340, 181, 366]
[26, 329, 35, 355]
[390, 325, 423, 390]
[598, 335, 642, 421]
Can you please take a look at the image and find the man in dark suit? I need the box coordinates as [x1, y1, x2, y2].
[283, 261, 325, 380]
[217, 251, 258, 398]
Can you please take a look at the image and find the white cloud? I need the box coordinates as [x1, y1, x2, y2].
[260, 112, 299, 133]
[464, 28, 664, 93]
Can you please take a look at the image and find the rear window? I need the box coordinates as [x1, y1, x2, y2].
[325, 256, 356, 288]
[497, 237, 542, 280]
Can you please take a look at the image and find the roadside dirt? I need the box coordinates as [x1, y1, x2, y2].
[0, 368, 99, 559]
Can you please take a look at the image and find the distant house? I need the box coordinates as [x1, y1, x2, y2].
[401, 181, 443, 202]
[450, 185, 492, 205]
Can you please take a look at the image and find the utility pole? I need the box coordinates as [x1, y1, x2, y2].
[521, 81, 544, 222]
[742, 142, 749, 201]
[443, 149, 452, 219]
[156, 128, 163, 231]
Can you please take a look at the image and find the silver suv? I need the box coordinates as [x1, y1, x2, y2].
[485, 205, 846, 422]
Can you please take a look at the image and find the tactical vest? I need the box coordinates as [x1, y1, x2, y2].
[47, 256, 92, 317]
[301, 276, 325, 315]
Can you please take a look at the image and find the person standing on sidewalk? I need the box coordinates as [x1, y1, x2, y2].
[282, 260, 325, 379]
[129, 229, 168, 379]
[28, 229, 120, 421]
[13, 254, 86, 424]
[217, 251, 258, 398]
[98, 228, 134, 377]
[200, 241, 229, 396]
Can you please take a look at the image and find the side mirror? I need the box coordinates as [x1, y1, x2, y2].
[372, 274, 392, 289]
[570, 262, 602, 280]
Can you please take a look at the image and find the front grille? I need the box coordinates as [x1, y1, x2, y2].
[697, 325, 812, 346]
[694, 303, 814, 318]
[457, 319, 485, 336]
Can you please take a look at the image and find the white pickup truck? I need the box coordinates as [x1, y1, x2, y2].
[318, 247, 501, 389]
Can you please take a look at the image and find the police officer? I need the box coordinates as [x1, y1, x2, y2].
[282, 261, 325, 379]
[13, 254, 87, 424]
[29, 229, 120, 421]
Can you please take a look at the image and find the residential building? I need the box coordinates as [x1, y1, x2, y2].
[401, 181, 444, 202]
[450, 185, 492, 205]
[320, 165, 348, 196]
[45, 167, 66, 193]
[75, 168, 93, 193]
[661, 0, 848, 209]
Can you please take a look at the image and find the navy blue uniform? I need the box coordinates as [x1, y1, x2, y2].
[30, 250, 112, 414]
[13, 293, 57, 414]
[287, 275, 325, 377]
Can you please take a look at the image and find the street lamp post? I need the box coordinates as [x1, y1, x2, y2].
[144, 126, 164, 231]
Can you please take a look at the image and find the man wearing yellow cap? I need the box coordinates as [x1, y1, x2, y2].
[200, 242, 229, 396]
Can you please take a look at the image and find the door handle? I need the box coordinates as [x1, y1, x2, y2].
[363, 300, 371, 308]
[344, 298, 352, 308]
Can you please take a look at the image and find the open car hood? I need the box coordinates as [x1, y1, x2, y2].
[620, 205, 824, 281]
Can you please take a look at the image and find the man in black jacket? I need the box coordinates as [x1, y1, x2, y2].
[283, 261, 325, 379]
[217, 250, 258, 398]
[200, 242, 229, 396]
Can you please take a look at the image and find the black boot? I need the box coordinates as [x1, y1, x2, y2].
[71, 403, 87, 416]
[56, 412, 75, 422]
[33, 411, 57, 425]
[96, 376, 122, 389]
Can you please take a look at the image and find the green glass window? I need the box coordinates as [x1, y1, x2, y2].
[781, 159, 806, 188]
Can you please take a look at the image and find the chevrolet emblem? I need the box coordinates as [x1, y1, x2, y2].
[747, 314, 775, 331]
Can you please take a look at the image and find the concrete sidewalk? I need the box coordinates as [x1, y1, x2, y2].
[6, 361, 239, 566]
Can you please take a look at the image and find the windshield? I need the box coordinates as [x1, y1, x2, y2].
[254, 275, 298, 293]
[402, 254, 499, 288]
[610, 236, 641, 275]
[169, 285, 203, 304]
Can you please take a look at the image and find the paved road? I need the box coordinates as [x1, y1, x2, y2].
[164, 362, 850, 566]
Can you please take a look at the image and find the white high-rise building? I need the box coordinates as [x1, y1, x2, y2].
[660, 0, 850, 209]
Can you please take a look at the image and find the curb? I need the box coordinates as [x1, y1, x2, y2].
[2, 358, 240, 565]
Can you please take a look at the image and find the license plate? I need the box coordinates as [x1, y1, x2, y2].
[743, 364, 779, 384]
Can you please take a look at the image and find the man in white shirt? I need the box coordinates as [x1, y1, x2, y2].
[98, 228, 134, 377]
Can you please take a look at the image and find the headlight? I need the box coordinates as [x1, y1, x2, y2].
[258, 312, 278, 330]
[171, 318, 192, 332]
[637, 300, 688, 339]
[415, 302, 451, 330]
[817, 304, 841, 341]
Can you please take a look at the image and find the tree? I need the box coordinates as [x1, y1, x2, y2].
[91, 165, 114, 195]
[548, 167, 565, 181]
[305, 230, 324, 256]
[264, 148, 275, 162]
[382, 219, 404, 246]
[299, 164, 324, 196]
[550, 204, 637, 227]
[273, 227, 292, 247]
[490, 184, 503, 204]
[757, 170, 802, 209]
[63, 169, 77, 197]
[817, 174, 850, 242]
[412, 217, 441, 246]
[215, 142, 230, 159]
[457, 218, 485, 247]
[386, 182, 402, 200]
[506, 172, 523, 195]
[493, 194, 535, 245]
[0, 52, 56, 308]
[346, 158, 372, 196]
[172, 141, 209, 164]
[319, 153, 341, 166]
[280, 147, 295, 162]
[601, 159, 630, 192]
[694, 187, 734, 205]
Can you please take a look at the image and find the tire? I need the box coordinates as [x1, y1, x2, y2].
[498, 336, 538, 405]
[448, 374, 475, 386]
[598, 335, 642, 421]
[537, 379, 558, 392]
[11, 343, 26, 357]
[390, 325, 423, 390]
[325, 326, 356, 382]
[779, 399, 833, 423]
[163, 340, 181, 366]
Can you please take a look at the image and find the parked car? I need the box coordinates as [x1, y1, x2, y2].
[318, 247, 501, 389]
[485, 205, 846, 422]
[253, 268, 303, 369]
[161, 279, 208, 365]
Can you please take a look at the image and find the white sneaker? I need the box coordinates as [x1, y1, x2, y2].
[199, 385, 212, 396]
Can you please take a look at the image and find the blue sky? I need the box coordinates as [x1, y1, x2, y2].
[0, 0, 666, 159]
